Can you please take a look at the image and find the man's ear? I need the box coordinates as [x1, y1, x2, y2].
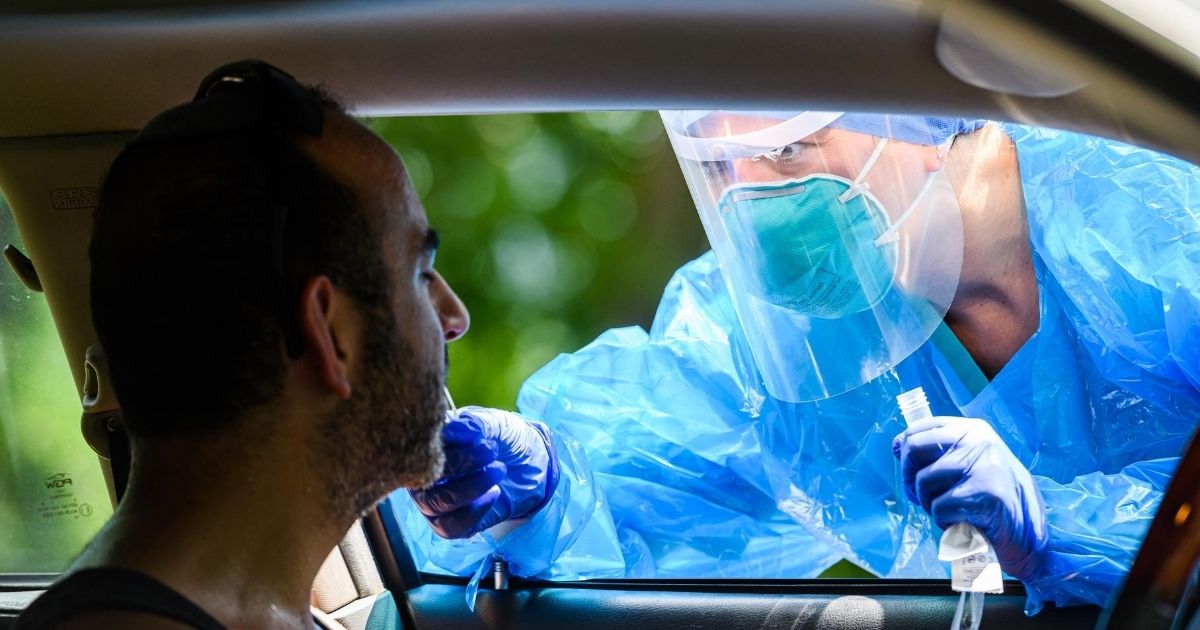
[297, 275, 355, 400]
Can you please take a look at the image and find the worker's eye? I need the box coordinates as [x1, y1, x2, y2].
[772, 142, 817, 161]
[420, 270, 436, 286]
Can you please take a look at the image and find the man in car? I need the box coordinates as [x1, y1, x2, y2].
[15, 60, 470, 629]
[405, 111, 1200, 614]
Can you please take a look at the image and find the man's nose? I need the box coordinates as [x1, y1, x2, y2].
[433, 273, 470, 342]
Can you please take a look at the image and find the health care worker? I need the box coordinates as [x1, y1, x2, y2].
[396, 112, 1200, 614]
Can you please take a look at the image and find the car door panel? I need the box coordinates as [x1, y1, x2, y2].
[403, 582, 1098, 629]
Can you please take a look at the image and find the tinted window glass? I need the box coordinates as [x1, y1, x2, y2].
[1, 193, 112, 573]
[375, 115, 1199, 597]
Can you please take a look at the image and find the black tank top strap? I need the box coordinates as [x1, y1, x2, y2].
[13, 567, 225, 629]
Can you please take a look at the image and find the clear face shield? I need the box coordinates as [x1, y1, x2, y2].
[662, 111, 970, 402]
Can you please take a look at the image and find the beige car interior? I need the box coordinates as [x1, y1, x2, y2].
[0, 1, 1197, 628]
[311, 522, 393, 630]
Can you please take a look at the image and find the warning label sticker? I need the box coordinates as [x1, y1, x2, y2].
[37, 472, 94, 521]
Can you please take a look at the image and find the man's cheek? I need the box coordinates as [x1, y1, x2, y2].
[418, 308, 446, 371]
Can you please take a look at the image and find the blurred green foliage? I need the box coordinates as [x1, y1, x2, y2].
[367, 113, 709, 410]
[0, 195, 113, 573]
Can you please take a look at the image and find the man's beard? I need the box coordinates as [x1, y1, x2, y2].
[315, 307, 446, 517]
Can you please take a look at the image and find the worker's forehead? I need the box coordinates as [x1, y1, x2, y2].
[688, 112, 795, 138]
[686, 112, 842, 142]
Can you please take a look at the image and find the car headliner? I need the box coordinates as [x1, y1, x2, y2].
[0, 0, 1197, 163]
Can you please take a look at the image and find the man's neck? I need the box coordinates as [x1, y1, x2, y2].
[943, 125, 1040, 378]
[70, 424, 356, 629]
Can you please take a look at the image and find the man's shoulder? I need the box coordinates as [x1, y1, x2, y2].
[48, 610, 199, 630]
[13, 567, 224, 630]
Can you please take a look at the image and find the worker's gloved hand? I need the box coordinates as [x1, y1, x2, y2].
[410, 406, 560, 539]
[892, 417, 1049, 582]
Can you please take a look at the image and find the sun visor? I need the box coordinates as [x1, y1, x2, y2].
[935, 0, 1088, 98]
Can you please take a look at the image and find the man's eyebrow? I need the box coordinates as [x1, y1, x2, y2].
[422, 228, 440, 255]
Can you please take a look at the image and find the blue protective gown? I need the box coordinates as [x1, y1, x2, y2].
[391, 124, 1200, 611]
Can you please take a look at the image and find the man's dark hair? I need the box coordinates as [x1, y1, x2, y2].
[90, 84, 391, 439]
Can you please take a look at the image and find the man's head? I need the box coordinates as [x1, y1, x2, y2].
[90, 60, 468, 511]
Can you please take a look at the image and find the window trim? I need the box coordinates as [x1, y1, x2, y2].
[0, 574, 56, 591]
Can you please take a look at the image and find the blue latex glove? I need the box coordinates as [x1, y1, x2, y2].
[892, 417, 1049, 582]
[410, 406, 560, 539]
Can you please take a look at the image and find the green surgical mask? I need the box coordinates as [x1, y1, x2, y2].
[718, 174, 899, 318]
